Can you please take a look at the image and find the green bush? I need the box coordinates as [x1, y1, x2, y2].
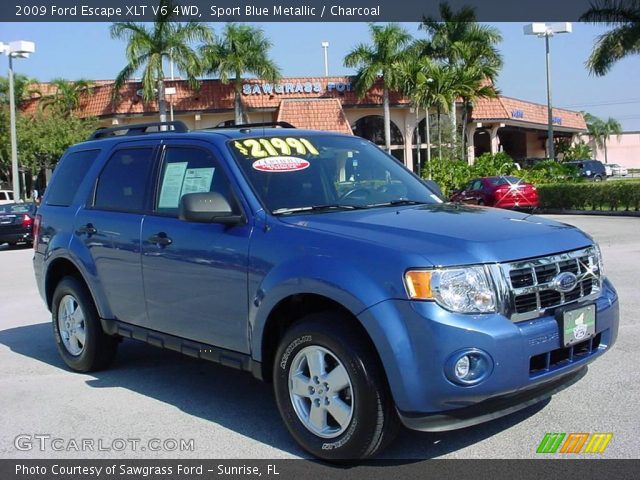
[537, 180, 640, 211]
[423, 158, 472, 197]
[521, 160, 579, 185]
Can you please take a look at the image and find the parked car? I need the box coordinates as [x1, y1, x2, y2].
[33, 121, 619, 460]
[450, 176, 539, 210]
[604, 164, 613, 177]
[0, 202, 37, 246]
[564, 160, 607, 181]
[0, 189, 15, 205]
[609, 164, 628, 176]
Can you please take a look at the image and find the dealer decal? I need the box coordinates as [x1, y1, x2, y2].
[233, 137, 320, 159]
[252, 157, 310, 172]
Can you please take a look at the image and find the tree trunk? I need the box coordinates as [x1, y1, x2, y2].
[415, 108, 421, 176]
[157, 79, 167, 125]
[604, 139, 608, 164]
[425, 107, 431, 179]
[451, 98, 457, 142]
[461, 99, 469, 161]
[383, 85, 391, 152]
[437, 106, 442, 161]
[235, 74, 244, 125]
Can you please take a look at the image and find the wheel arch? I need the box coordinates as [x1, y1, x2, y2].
[45, 257, 102, 317]
[256, 292, 386, 384]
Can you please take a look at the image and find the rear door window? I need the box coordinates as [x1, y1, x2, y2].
[46, 150, 100, 207]
[94, 148, 155, 212]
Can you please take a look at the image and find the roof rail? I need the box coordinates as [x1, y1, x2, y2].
[88, 121, 189, 140]
[209, 121, 296, 130]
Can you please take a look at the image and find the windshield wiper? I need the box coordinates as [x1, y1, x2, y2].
[272, 204, 368, 215]
[369, 199, 430, 208]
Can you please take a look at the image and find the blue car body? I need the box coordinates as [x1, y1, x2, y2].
[34, 128, 619, 432]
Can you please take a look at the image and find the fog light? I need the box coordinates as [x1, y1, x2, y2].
[445, 349, 493, 386]
[455, 356, 470, 378]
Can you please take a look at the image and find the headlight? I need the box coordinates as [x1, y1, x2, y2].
[404, 266, 497, 313]
[593, 243, 605, 278]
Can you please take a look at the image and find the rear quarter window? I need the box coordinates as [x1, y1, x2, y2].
[46, 149, 101, 207]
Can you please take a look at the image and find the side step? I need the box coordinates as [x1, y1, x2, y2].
[101, 318, 263, 379]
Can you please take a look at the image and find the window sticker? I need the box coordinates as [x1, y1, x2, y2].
[182, 168, 215, 196]
[252, 157, 311, 172]
[158, 162, 188, 209]
[233, 137, 320, 159]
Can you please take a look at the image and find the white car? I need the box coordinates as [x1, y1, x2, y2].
[604, 164, 613, 177]
[609, 164, 628, 176]
[0, 190, 15, 205]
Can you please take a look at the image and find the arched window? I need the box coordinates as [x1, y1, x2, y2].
[353, 115, 403, 146]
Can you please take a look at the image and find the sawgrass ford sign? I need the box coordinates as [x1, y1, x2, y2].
[242, 81, 353, 95]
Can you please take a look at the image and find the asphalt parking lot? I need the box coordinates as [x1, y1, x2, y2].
[0, 215, 638, 460]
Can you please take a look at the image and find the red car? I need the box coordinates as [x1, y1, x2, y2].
[450, 176, 539, 210]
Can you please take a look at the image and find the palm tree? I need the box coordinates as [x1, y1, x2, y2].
[110, 0, 212, 123]
[581, 0, 640, 75]
[344, 23, 413, 152]
[40, 78, 94, 117]
[585, 113, 623, 163]
[200, 23, 280, 125]
[420, 3, 502, 159]
[0, 74, 39, 105]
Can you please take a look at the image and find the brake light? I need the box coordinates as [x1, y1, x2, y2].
[33, 214, 41, 250]
[21, 214, 33, 228]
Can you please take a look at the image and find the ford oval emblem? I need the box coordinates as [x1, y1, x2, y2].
[552, 271, 578, 293]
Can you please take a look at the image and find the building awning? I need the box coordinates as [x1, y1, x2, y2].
[276, 98, 352, 134]
[472, 96, 587, 132]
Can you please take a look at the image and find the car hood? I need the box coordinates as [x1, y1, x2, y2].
[278, 204, 592, 266]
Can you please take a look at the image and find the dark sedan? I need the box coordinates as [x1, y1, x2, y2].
[0, 203, 37, 247]
[450, 176, 539, 210]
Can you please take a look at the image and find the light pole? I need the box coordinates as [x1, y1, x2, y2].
[1, 40, 35, 201]
[524, 23, 571, 161]
[321, 41, 329, 77]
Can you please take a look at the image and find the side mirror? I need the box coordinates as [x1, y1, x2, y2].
[179, 192, 243, 225]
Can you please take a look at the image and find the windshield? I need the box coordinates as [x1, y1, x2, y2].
[228, 134, 442, 214]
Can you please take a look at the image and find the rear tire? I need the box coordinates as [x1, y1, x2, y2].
[273, 312, 399, 461]
[51, 276, 117, 372]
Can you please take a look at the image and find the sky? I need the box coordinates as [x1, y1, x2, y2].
[1, 21, 639, 130]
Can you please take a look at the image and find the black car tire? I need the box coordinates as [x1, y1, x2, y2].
[52, 276, 117, 372]
[594, 175, 603, 181]
[273, 312, 399, 461]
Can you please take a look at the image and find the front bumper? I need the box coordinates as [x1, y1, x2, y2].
[398, 366, 586, 432]
[357, 278, 618, 425]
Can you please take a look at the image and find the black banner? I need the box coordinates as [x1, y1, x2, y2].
[2, 0, 601, 22]
[2, 459, 639, 480]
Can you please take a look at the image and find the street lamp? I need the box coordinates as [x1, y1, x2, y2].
[321, 41, 329, 77]
[1, 40, 36, 201]
[524, 22, 571, 161]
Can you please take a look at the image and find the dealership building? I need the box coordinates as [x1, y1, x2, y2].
[22, 76, 588, 172]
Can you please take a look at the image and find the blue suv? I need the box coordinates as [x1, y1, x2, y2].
[33, 121, 619, 460]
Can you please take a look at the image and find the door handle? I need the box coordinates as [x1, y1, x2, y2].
[77, 223, 97, 236]
[148, 232, 172, 247]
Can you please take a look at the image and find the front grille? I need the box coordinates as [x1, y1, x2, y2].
[529, 332, 603, 376]
[500, 247, 601, 322]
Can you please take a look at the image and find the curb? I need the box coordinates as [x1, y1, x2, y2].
[538, 209, 640, 218]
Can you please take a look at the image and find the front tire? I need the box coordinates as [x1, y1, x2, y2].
[51, 276, 117, 372]
[273, 312, 398, 460]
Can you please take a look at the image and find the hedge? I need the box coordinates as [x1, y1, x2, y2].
[537, 180, 640, 211]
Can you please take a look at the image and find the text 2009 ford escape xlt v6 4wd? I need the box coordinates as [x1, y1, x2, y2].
[33, 121, 619, 460]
